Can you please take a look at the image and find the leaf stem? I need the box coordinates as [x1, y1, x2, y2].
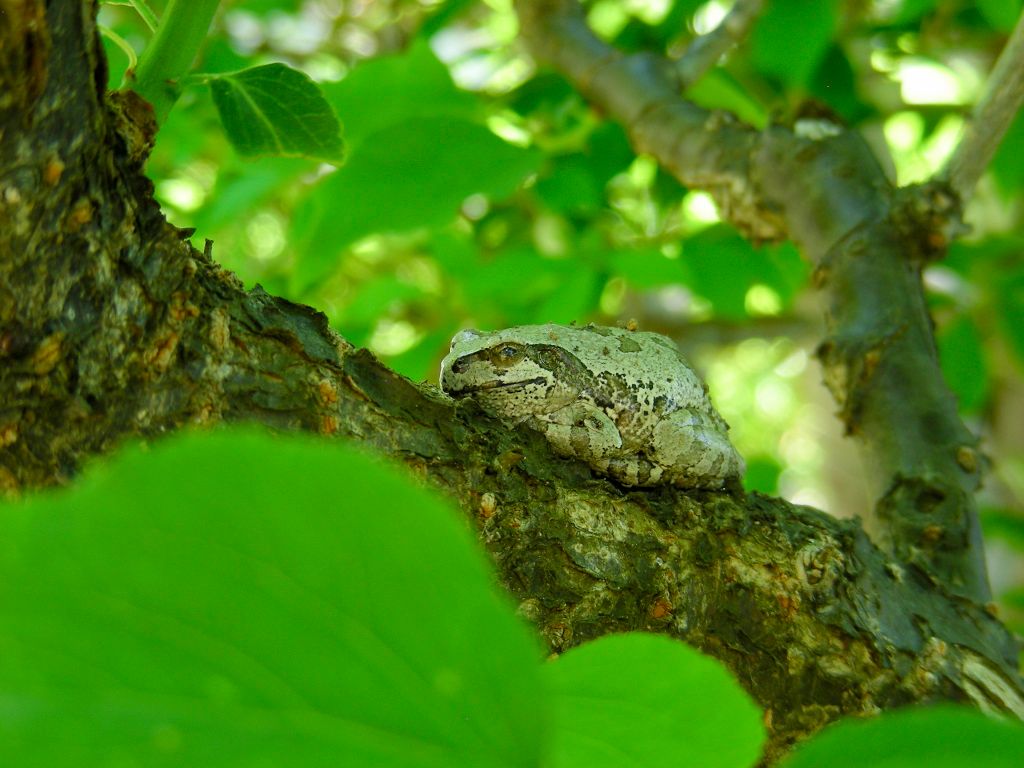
[130, 0, 221, 123]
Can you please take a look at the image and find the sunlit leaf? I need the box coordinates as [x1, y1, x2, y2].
[544, 633, 764, 768]
[323, 38, 477, 148]
[0, 429, 544, 767]
[780, 707, 1024, 768]
[209, 63, 345, 163]
[293, 117, 541, 291]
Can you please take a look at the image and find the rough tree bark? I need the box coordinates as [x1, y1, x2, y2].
[0, 1, 1021, 763]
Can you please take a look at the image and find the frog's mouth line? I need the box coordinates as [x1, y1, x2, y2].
[449, 377, 547, 396]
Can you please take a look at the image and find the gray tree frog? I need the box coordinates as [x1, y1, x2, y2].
[439, 323, 744, 489]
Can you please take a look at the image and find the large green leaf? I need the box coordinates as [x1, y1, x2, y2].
[0, 429, 544, 767]
[293, 117, 541, 291]
[322, 38, 478, 148]
[208, 63, 345, 163]
[544, 633, 764, 768]
[780, 706, 1024, 768]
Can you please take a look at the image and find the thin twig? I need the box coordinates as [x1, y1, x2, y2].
[943, 9, 1024, 201]
[674, 0, 765, 87]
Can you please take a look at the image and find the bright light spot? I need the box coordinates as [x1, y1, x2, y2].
[462, 194, 489, 221]
[682, 191, 720, 224]
[599, 277, 627, 315]
[884, 111, 924, 152]
[745, 284, 782, 316]
[920, 114, 964, 170]
[870, 48, 898, 74]
[487, 114, 531, 146]
[368, 319, 421, 356]
[245, 212, 286, 263]
[629, 155, 658, 187]
[532, 212, 569, 256]
[655, 284, 695, 314]
[693, 0, 729, 35]
[588, 0, 630, 38]
[157, 178, 204, 212]
[893, 58, 968, 105]
[788, 487, 830, 510]
[224, 11, 264, 54]
[628, 0, 672, 24]
[774, 348, 809, 378]
[780, 430, 822, 466]
[755, 378, 792, 417]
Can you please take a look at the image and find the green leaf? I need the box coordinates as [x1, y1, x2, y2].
[997, 266, 1024, 370]
[682, 227, 808, 320]
[323, 38, 478, 148]
[937, 314, 988, 414]
[751, 0, 836, 88]
[293, 117, 541, 291]
[685, 68, 768, 129]
[544, 633, 764, 768]
[992, 108, 1024, 195]
[605, 248, 686, 289]
[977, 0, 1023, 32]
[780, 706, 1024, 768]
[0, 429, 544, 767]
[208, 63, 345, 163]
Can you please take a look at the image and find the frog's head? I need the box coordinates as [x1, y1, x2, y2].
[439, 327, 583, 419]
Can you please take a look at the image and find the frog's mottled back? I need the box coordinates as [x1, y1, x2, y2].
[440, 323, 743, 489]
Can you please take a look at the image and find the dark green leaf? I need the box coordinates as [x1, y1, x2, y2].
[293, 117, 541, 291]
[743, 456, 782, 494]
[977, 0, 1023, 32]
[997, 266, 1024, 370]
[544, 633, 764, 768]
[992, 109, 1024, 194]
[0, 429, 544, 767]
[682, 227, 808, 320]
[209, 63, 345, 163]
[780, 706, 1024, 768]
[937, 314, 988, 414]
[751, 0, 836, 88]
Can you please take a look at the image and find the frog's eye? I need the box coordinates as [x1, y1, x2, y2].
[492, 343, 524, 364]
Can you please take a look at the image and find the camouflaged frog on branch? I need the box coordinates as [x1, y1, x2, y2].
[439, 324, 744, 489]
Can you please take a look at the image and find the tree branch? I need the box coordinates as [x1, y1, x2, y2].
[944, 8, 1024, 202]
[674, 0, 765, 87]
[515, 0, 993, 603]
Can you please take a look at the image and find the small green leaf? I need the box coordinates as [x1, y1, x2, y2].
[780, 706, 1024, 768]
[544, 633, 764, 768]
[685, 68, 768, 129]
[208, 63, 345, 163]
[0, 429, 544, 767]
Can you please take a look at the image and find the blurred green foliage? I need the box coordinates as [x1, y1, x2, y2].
[97, 0, 1024, 629]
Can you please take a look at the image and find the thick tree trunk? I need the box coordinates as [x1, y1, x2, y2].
[1, 2, 1021, 763]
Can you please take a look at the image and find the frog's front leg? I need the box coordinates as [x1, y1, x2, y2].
[652, 408, 744, 489]
[534, 401, 622, 466]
